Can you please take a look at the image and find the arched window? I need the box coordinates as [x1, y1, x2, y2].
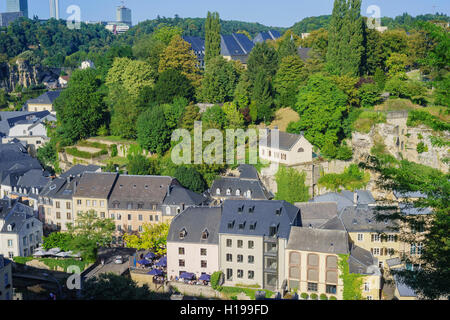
[166, 206, 171, 215]
[226, 189, 231, 195]
[246, 190, 252, 198]
[298, 147, 304, 153]
[236, 189, 241, 196]
[216, 188, 221, 195]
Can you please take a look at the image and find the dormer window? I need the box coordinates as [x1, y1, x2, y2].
[179, 228, 187, 239]
[249, 221, 257, 230]
[201, 229, 209, 240]
[238, 222, 246, 230]
[246, 190, 252, 199]
[236, 189, 241, 196]
[113, 201, 120, 209]
[127, 202, 133, 209]
[238, 205, 244, 213]
[227, 220, 235, 229]
[216, 188, 221, 195]
[226, 189, 231, 196]
[7, 224, 12, 231]
[137, 203, 144, 209]
[248, 206, 255, 213]
[275, 208, 282, 215]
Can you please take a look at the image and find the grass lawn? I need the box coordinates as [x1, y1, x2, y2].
[262, 107, 299, 131]
[100, 155, 129, 166]
[13, 257, 92, 272]
[90, 136, 135, 144]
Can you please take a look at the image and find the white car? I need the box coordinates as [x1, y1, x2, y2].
[114, 256, 123, 264]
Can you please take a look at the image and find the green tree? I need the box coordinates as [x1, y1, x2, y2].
[158, 35, 201, 87]
[42, 232, 74, 251]
[358, 82, 381, 107]
[293, 74, 348, 157]
[137, 105, 171, 155]
[199, 56, 239, 103]
[152, 25, 183, 45]
[123, 223, 170, 255]
[274, 55, 306, 108]
[360, 156, 450, 299]
[181, 104, 201, 131]
[204, 12, 221, 65]
[174, 166, 207, 193]
[222, 102, 244, 129]
[201, 105, 227, 130]
[153, 69, 195, 104]
[54, 69, 107, 144]
[233, 72, 251, 109]
[386, 52, 409, 78]
[127, 154, 159, 176]
[163, 97, 188, 131]
[318, 164, 370, 192]
[275, 166, 310, 204]
[252, 71, 274, 123]
[81, 273, 153, 300]
[247, 41, 279, 83]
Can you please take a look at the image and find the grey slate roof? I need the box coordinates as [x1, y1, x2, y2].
[59, 164, 101, 179]
[294, 202, 338, 228]
[0, 199, 36, 233]
[319, 215, 346, 231]
[386, 257, 402, 268]
[108, 175, 175, 210]
[394, 274, 417, 297]
[26, 91, 61, 105]
[398, 203, 433, 215]
[339, 206, 397, 233]
[167, 206, 222, 244]
[163, 185, 207, 206]
[309, 190, 376, 212]
[219, 200, 300, 239]
[237, 164, 259, 180]
[393, 190, 427, 199]
[286, 226, 349, 254]
[0, 111, 54, 137]
[211, 177, 272, 200]
[297, 47, 312, 61]
[348, 245, 380, 275]
[73, 172, 118, 199]
[221, 33, 254, 57]
[0, 142, 43, 184]
[253, 30, 281, 43]
[259, 129, 303, 151]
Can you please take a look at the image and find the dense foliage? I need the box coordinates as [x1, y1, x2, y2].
[275, 166, 310, 203]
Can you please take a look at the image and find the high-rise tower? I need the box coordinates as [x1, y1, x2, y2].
[116, 3, 132, 27]
[6, 0, 28, 18]
[49, 0, 59, 19]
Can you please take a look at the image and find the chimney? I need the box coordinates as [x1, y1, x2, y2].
[354, 192, 359, 205]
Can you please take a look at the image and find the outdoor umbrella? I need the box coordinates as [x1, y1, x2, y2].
[137, 259, 151, 265]
[147, 269, 163, 276]
[144, 252, 156, 259]
[199, 274, 211, 282]
[33, 250, 46, 257]
[155, 256, 167, 267]
[179, 272, 195, 280]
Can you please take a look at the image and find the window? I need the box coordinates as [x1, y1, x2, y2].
[138, 226, 143, 232]
[201, 230, 209, 240]
[289, 266, 300, 279]
[290, 252, 301, 265]
[127, 225, 132, 231]
[29, 234, 33, 242]
[371, 234, 380, 242]
[237, 240, 243, 248]
[226, 254, 233, 262]
[237, 254, 243, 263]
[326, 256, 338, 269]
[308, 254, 319, 266]
[298, 148, 304, 153]
[8, 252, 14, 259]
[366, 296, 373, 300]
[155, 215, 159, 222]
[23, 237, 27, 246]
[248, 271, 254, 279]
[248, 255, 254, 264]
[246, 190, 252, 199]
[92, 200, 97, 207]
[307, 282, 318, 292]
[326, 270, 338, 284]
[226, 269, 233, 281]
[226, 239, 232, 247]
[110, 213, 115, 219]
[166, 207, 171, 215]
[387, 234, 397, 242]
[179, 229, 187, 239]
[128, 214, 132, 221]
[86, 200, 90, 206]
[216, 188, 221, 195]
[138, 215, 143, 221]
[100, 201, 105, 207]
[364, 282, 370, 292]
[410, 243, 416, 255]
[357, 233, 364, 241]
[201, 260, 207, 268]
[178, 247, 185, 255]
[150, 215, 153, 221]
[66, 202, 71, 209]
[66, 212, 71, 220]
[5, 272, 9, 286]
[7, 239, 13, 247]
[179, 260, 185, 267]
[417, 242, 423, 255]
[200, 248, 207, 256]
[372, 248, 380, 255]
[137, 203, 144, 209]
[117, 214, 121, 220]
[56, 212, 61, 219]
[226, 189, 231, 195]
[117, 225, 121, 231]
[237, 270, 243, 278]
[248, 241, 254, 249]
[236, 189, 240, 196]
[307, 269, 318, 281]
[326, 285, 337, 294]
[55, 201, 60, 209]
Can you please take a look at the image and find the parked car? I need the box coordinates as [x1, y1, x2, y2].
[114, 256, 123, 264]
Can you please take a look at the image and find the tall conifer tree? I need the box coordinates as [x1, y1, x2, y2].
[205, 11, 221, 66]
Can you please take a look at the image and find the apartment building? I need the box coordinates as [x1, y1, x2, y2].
[219, 200, 301, 291]
[167, 206, 221, 280]
[0, 199, 43, 258]
[73, 172, 118, 223]
[0, 255, 13, 300]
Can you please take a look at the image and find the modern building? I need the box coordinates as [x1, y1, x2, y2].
[0, 199, 43, 258]
[211, 165, 273, 203]
[259, 129, 314, 165]
[0, 254, 13, 300]
[167, 206, 221, 280]
[253, 30, 281, 44]
[6, 0, 28, 18]
[221, 33, 255, 64]
[49, 0, 59, 19]
[116, 5, 132, 26]
[25, 91, 61, 113]
[0, 11, 22, 27]
[218, 200, 301, 291]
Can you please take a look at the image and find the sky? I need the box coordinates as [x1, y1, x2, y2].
[1, 0, 449, 28]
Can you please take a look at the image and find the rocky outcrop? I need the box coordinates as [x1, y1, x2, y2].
[0, 59, 54, 92]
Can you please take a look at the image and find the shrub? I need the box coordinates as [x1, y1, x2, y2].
[65, 147, 108, 159]
[310, 293, 318, 300]
[320, 294, 328, 300]
[329, 296, 337, 300]
[211, 271, 223, 291]
[300, 292, 309, 300]
[358, 83, 381, 107]
[407, 110, 450, 132]
[111, 144, 118, 157]
[416, 142, 428, 153]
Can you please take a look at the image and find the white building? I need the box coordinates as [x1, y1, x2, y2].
[0, 199, 43, 258]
